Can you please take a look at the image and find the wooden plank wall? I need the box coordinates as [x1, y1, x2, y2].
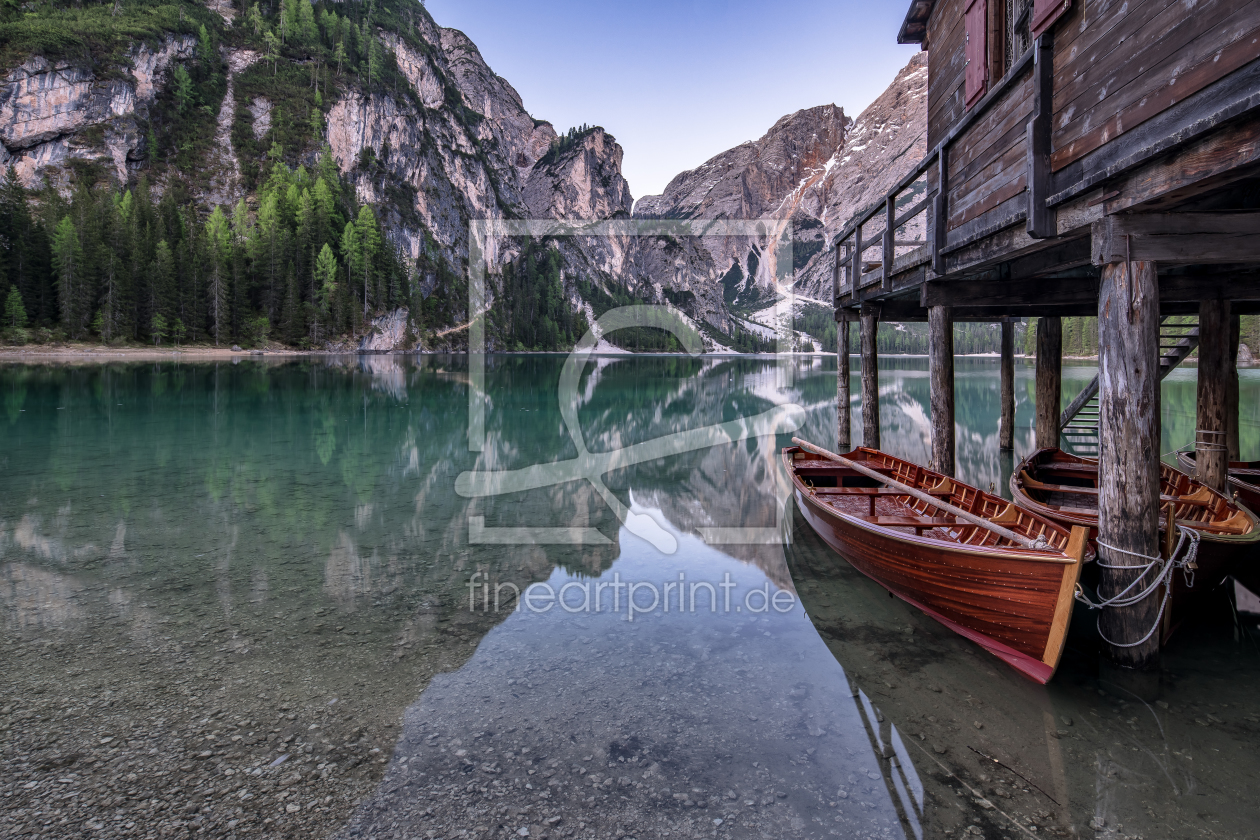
[1051, 0, 1260, 171]
[947, 72, 1034, 230]
[927, 0, 967, 148]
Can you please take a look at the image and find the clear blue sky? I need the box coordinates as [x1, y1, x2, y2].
[422, 0, 920, 203]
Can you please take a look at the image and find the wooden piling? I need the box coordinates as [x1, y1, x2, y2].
[860, 304, 880, 450]
[929, 305, 955, 475]
[1097, 260, 1162, 669]
[1228, 313, 1240, 461]
[1000, 318, 1015, 451]
[1196, 299, 1231, 494]
[837, 318, 851, 450]
[1035, 316, 1062, 451]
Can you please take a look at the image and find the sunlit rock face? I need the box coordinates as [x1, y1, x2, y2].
[0, 38, 195, 186]
[634, 104, 851, 307]
[792, 53, 929, 301]
[634, 53, 928, 310]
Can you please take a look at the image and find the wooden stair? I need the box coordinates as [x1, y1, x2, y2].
[1058, 316, 1199, 455]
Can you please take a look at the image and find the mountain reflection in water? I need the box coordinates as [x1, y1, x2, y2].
[1, 354, 1258, 840]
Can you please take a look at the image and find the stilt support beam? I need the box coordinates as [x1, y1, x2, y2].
[1036, 316, 1062, 451]
[1196, 299, 1231, 494]
[1097, 260, 1162, 670]
[860, 304, 880, 450]
[1000, 318, 1015, 451]
[929, 305, 955, 475]
[1228, 313, 1240, 461]
[838, 318, 851, 451]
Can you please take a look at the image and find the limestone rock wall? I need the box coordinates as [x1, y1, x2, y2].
[0, 37, 196, 187]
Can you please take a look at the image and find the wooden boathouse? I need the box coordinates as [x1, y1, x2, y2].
[832, 0, 1260, 667]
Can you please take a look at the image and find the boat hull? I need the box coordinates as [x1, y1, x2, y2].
[786, 448, 1083, 683]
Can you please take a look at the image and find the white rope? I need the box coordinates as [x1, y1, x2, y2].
[1074, 526, 1200, 648]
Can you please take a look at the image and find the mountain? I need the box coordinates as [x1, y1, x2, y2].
[633, 53, 928, 345]
[634, 104, 850, 309]
[0, 1, 926, 355]
[0, 0, 646, 351]
[791, 53, 928, 302]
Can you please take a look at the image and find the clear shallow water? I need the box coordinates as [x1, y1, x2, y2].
[0, 354, 1257, 840]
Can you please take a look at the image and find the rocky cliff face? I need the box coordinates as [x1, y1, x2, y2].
[792, 53, 929, 301]
[1, 7, 631, 331]
[0, 38, 195, 187]
[0, 1, 925, 352]
[634, 53, 927, 324]
[634, 104, 852, 309]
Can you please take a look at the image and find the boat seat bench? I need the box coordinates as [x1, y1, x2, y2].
[813, 486, 952, 515]
[1021, 472, 1212, 507]
[858, 515, 958, 534]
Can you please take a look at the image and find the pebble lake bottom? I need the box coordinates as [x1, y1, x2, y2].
[1, 353, 1258, 840]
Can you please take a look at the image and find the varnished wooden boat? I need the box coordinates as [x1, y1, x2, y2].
[1010, 448, 1260, 640]
[784, 445, 1089, 684]
[1174, 449, 1260, 515]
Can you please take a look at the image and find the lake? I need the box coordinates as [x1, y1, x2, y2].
[1, 354, 1258, 840]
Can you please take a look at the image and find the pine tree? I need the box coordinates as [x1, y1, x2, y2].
[150, 312, 167, 345]
[4, 285, 26, 329]
[255, 193, 284, 319]
[197, 23, 215, 66]
[355, 205, 380, 315]
[314, 243, 338, 317]
[150, 239, 175, 334]
[173, 64, 195, 114]
[248, 2, 264, 35]
[298, 0, 318, 44]
[312, 177, 334, 251]
[205, 206, 231, 345]
[340, 220, 361, 319]
[51, 216, 83, 337]
[296, 188, 314, 298]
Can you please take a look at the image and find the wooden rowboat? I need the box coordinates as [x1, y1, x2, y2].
[785, 445, 1089, 684]
[1174, 449, 1260, 515]
[1010, 448, 1260, 640]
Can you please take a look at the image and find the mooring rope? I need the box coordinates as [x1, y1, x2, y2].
[1195, 429, 1230, 453]
[1074, 526, 1200, 648]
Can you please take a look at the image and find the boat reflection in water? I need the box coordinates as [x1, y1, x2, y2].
[4, 355, 1260, 840]
[786, 496, 1260, 840]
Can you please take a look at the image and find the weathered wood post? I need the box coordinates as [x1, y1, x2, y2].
[929, 305, 955, 475]
[860, 303, 880, 450]
[1228, 313, 1241, 461]
[1035, 316, 1062, 451]
[1196, 299, 1231, 493]
[837, 317, 851, 450]
[1097, 260, 1162, 669]
[1000, 318, 1015, 450]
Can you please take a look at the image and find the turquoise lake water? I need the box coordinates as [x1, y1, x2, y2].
[1, 354, 1257, 840]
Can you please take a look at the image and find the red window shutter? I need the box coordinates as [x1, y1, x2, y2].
[964, 0, 987, 109]
[1031, 0, 1071, 37]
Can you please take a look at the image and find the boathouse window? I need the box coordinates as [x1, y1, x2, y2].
[1002, 0, 1031, 76]
[969, 0, 1042, 110]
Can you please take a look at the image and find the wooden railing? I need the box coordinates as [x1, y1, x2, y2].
[833, 43, 1041, 303]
